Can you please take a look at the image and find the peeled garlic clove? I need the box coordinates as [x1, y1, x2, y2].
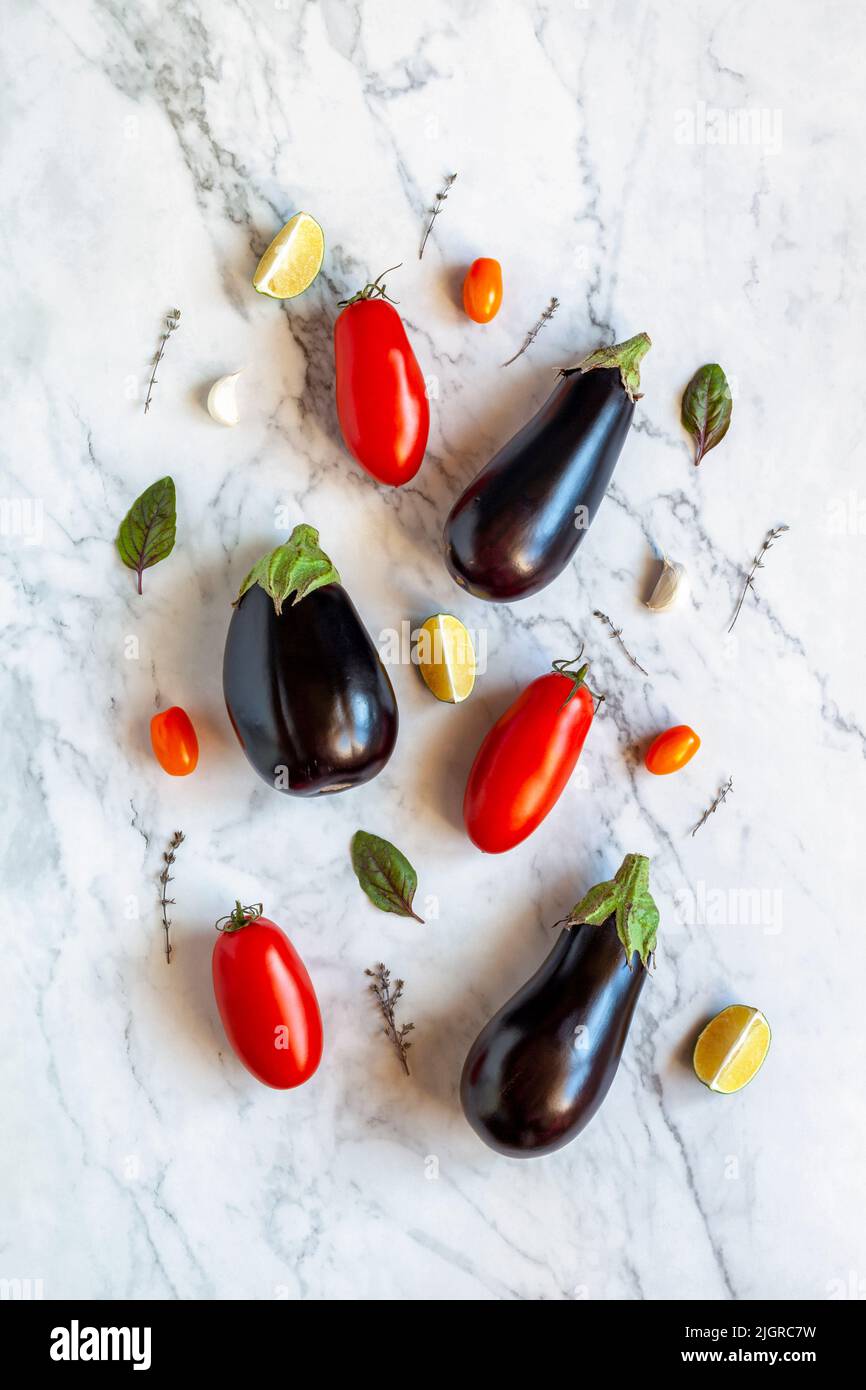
[207, 370, 244, 426]
[646, 557, 688, 611]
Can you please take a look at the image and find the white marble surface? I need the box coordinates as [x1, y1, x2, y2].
[2, 0, 865, 1302]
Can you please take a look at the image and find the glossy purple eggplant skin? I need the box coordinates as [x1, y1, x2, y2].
[223, 582, 398, 796]
[444, 366, 635, 602]
[460, 916, 646, 1157]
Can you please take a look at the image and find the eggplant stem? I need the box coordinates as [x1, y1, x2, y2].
[567, 853, 659, 970]
[563, 331, 652, 401]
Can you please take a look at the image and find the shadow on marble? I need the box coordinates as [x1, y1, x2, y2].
[407, 862, 598, 1119]
[412, 670, 518, 835]
[444, 262, 469, 315]
[149, 923, 225, 1077]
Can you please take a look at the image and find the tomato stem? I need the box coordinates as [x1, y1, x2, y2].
[552, 650, 605, 710]
[338, 264, 402, 308]
[215, 900, 263, 933]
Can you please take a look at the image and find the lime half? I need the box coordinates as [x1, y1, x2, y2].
[693, 1005, 771, 1094]
[417, 614, 476, 703]
[253, 212, 325, 299]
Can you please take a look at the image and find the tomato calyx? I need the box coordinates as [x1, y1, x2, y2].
[338, 264, 402, 308]
[551, 650, 605, 711]
[215, 901, 263, 934]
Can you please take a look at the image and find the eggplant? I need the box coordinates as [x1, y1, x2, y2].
[460, 853, 658, 1157]
[223, 526, 397, 796]
[444, 333, 651, 601]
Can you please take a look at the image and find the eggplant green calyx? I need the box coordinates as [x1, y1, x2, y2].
[566, 332, 652, 402]
[215, 900, 263, 933]
[552, 651, 605, 710]
[234, 525, 340, 615]
[567, 853, 659, 969]
[338, 264, 402, 308]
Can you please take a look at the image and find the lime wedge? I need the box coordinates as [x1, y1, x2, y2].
[693, 1005, 771, 1094]
[417, 614, 476, 703]
[253, 212, 325, 299]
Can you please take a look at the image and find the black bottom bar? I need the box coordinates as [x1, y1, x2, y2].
[1, 1297, 858, 1374]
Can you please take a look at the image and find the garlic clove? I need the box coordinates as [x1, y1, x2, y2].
[646, 556, 688, 611]
[207, 370, 244, 427]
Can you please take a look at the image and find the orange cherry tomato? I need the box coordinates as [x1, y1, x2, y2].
[645, 724, 701, 775]
[463, 257, 503, 324]
[150, 706, 199, 776]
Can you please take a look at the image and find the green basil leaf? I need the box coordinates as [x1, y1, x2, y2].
[351, 831, 424, 922]
[681, 363, 732, 465]
[116, 476, 176, 594]
[235, 524, 340, 614]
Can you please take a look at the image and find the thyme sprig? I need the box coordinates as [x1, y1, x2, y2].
[144, 308, 182, 415]
[502, 296, 559, 367]
[419, 172, 457, 260]
[158, 830, 185, 963]
[593, 610, 649, 676]
[691, 777, 733, 837]
[365, 963, 414, 1076]
[728, 525, 789, 633]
